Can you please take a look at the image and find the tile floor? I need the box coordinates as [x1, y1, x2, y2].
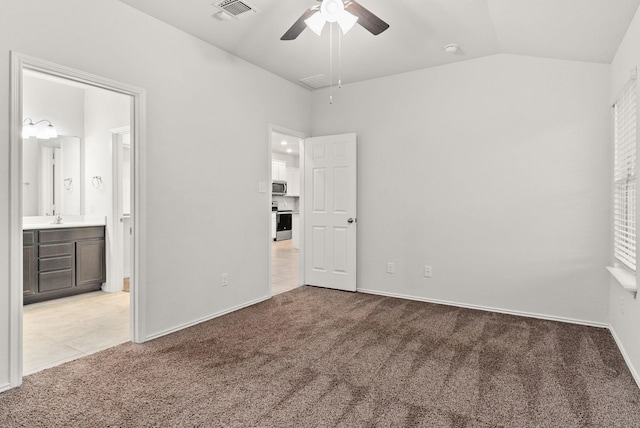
[23, 291, 130, 375]
[272, 239, 300, 295]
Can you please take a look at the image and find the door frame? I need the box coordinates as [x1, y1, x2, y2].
[109, 126, 131, 294]
[9, 52, 147, 388]
[268, 124, 306, 296]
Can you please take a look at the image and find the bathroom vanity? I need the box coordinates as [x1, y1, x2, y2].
[23, 225, 106, 305]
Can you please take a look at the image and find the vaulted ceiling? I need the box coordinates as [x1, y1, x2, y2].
[117, 0, 640, 88]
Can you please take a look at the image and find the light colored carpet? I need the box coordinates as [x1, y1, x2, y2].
[1, 286, 639, 427]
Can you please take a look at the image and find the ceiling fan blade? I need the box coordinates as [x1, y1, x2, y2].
[345, 1, 389, 36]
[281, 8, 319, 40]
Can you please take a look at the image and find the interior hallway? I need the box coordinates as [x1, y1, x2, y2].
[272, 239, 300, 295]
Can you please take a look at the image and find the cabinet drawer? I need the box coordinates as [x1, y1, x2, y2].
[40, 243, 74, 258]
[23, 231, 36, 245]
[39, 270, 74, 293]
[39, 256, 73, 272]
[39, 226, 105, 243]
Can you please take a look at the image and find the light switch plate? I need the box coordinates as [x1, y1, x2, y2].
[258, 181, 267, 193]
[424, 266, 432, 278]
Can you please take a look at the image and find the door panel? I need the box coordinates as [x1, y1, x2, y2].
[312, 226, 326, 271]
[304, 133, 357, 291]
[312, 168, 327, 212]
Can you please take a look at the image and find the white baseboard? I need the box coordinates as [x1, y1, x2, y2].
[356, 288, 608, 328]
[0, 382, 13, 394]
[608, 326, 640, 389]
[145, 295, 271, 341]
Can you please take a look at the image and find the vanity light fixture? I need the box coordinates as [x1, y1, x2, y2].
[22, 118, 58, 140]
[22, 118, 38, 138]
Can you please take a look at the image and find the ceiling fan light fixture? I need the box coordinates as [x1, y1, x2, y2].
[336, 10, 357, 34]
[305, 11, 326, 36]
[320, 0, 344, 22]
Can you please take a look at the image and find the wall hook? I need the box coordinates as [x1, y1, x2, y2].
[92, 176, 104, 190]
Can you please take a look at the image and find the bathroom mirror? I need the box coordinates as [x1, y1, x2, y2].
[22, 135, 83, 216]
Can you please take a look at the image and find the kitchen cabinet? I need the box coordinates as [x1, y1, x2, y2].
[286, 167, 300, 197]
[271, 212, 277, 240]
[272, 160, 287, 181]
[23, 226, 106, 304]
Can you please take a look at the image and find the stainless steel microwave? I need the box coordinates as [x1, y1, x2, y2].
[272, 180, 287, 195]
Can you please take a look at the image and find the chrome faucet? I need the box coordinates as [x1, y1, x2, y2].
[52, 214, 63, 224]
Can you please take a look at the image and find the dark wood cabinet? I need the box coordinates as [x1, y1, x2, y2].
[23, 226, 106, 305]
[76, 239, 106, 287]
[23, 244, 38, 298]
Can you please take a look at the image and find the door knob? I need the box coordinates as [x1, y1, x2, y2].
[347, 218, 356, 224]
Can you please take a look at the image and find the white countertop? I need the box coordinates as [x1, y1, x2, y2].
[23, 216, 106, 230]
[23, 222, 106, 230]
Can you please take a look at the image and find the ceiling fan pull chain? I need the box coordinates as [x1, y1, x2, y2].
[338, 26, 342, 89]
[329, 22, 333, 104]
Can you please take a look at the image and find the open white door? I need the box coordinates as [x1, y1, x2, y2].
[304, 133, 357, 291]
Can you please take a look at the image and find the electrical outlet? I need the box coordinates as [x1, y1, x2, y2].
[386, 262, 395, 274]
[424, 265, 432, 278]
[221, 273, 229, 287]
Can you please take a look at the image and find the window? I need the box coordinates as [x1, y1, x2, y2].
[613, 77, 637, 271]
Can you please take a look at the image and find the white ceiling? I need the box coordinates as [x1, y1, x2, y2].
[117, 0, 640, 88]
[272, 131, 301, 156]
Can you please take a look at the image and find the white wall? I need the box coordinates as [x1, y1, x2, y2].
[22, 75, 84, 137]
[0, 0, 310, 390]
[84, 87, 130, 218]
[609, 6, 640, 383]
[311, 54, 611, 324]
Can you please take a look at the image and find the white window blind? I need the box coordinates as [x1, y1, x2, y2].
[613, 78, 637, 271]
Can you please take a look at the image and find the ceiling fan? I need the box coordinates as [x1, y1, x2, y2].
[281, 0, 389, 40]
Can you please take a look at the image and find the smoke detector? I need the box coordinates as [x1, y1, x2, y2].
[212, 0, 260, 20]
[443, 44, 460, 54]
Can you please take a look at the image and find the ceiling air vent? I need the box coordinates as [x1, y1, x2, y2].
[213, 0, 259, 20]
[299, 74, 332, 89]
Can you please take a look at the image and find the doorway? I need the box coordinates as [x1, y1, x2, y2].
[9, 53, 146, 387]
[270, 127, 305, 296]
